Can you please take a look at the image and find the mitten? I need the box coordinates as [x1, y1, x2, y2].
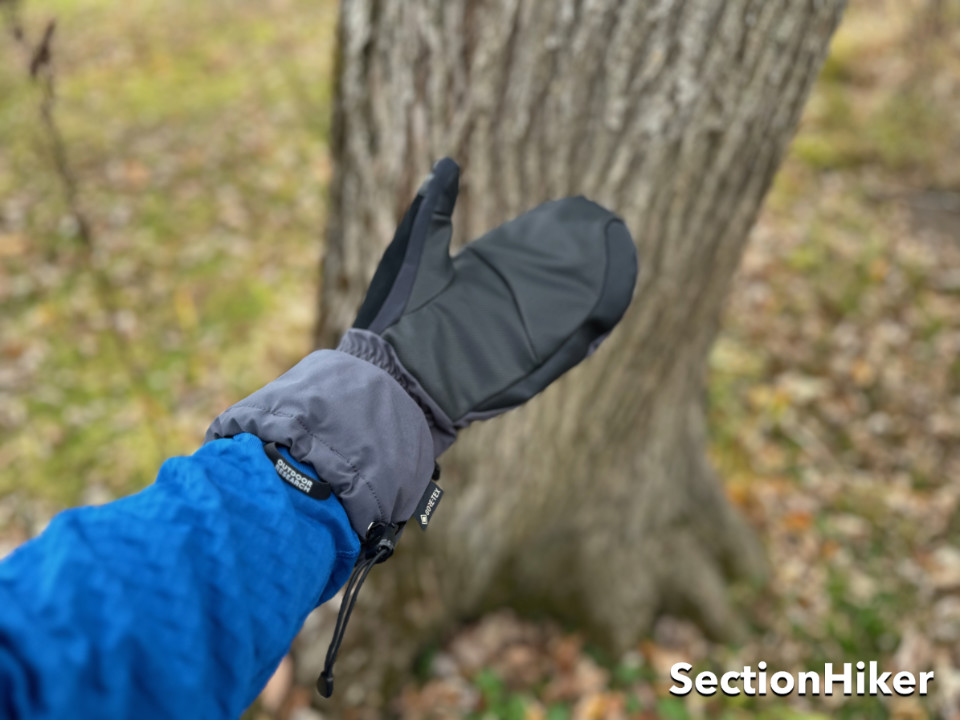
[205, 157, 638, 696]
[338, 157, 638, 457]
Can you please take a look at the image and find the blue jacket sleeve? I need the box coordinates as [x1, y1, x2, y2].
[0, 432, 360, 719]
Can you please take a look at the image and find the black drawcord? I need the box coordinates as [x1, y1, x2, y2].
[316, 463, 440, 698]
[316, 523, 399, 698]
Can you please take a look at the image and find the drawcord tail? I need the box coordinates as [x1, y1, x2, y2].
[262, 442, 443, 698]
[316, 523, 400, 698]
[316, 462, 441, 698]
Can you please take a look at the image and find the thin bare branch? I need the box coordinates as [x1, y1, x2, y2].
[2, 3, 166, 460]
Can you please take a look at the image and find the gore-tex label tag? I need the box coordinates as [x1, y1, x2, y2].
[414, 481, 443, 531]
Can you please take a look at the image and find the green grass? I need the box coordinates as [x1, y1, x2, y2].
[0, 0, 337, 506]
[787, 1, 957, 184]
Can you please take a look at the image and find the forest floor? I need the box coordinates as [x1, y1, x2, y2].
[1, 1, 959, 719]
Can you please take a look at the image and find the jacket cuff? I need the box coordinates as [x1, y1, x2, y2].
[205, 349, 434, 538]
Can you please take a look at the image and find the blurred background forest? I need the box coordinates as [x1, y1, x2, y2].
[1, 0, 960, 718]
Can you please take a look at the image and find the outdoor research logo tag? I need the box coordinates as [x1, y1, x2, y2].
[415, 481, 443, 530]
[275, 458, 314, 495]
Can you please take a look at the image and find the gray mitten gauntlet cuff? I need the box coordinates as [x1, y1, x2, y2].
[337, 328, 458, 456]
[205, 349, 434, 538]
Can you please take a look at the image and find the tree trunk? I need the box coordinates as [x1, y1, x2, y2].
[303, 0, 845, 711]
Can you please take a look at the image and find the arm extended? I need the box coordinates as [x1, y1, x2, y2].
[0, 433, 359, 719]
[0, 157, 637, 717]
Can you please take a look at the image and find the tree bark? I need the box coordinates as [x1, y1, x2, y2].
[304, 0, 846, 711]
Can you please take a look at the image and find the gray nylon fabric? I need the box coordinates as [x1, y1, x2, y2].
[336, 329, 458, 455]
[205, 350, 434, 538]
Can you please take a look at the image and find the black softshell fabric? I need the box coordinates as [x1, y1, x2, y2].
[378, 194, 638, 423]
